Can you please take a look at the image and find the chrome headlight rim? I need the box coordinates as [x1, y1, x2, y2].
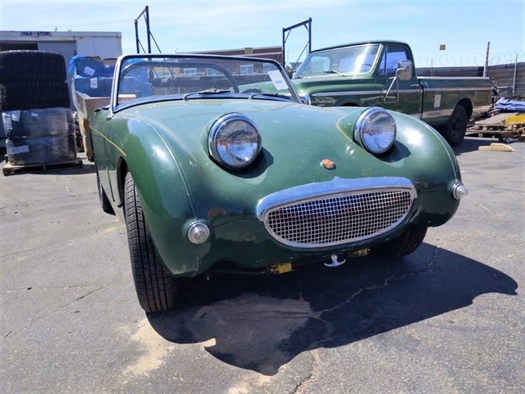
[354, 107, 397, 155]
[208, 113, 262, 170]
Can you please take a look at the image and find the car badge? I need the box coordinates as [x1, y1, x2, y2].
[320, 158, 336, 170]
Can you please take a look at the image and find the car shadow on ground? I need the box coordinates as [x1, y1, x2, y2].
[454, 135, 493, 155]
[147, 244, 517, 375]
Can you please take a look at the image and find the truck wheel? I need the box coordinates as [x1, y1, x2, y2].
[0, 50, 67, 82]
[6, 135, 71, 166]
[0, 81, 70, 111]
[374, 225, 427, 258]
[440, 105, 467, 146]
[124, 172, 178, 312]
[3, 108, 71, 138]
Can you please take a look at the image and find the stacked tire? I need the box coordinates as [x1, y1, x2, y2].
[0, 50, 76, 166]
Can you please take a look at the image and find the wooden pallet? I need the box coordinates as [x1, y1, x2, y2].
[2, 158, 83, 176]
[468, 112, 525, 140]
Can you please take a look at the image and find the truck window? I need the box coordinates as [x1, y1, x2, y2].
[378, 45, 409, 76]
[309, 56, 331, 74]
[294, 44, 380, 77]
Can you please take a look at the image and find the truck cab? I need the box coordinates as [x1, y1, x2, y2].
[292, 40, 492, 146]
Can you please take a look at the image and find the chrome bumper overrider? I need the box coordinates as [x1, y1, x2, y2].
[256, 177, 417, 248]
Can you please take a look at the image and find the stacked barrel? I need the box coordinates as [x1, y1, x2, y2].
[0, 50, 77, 167]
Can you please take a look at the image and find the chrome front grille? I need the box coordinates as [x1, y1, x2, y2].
[256, 177, 416, 248]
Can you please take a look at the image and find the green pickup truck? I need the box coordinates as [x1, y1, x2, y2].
[291, 40, 493, 146]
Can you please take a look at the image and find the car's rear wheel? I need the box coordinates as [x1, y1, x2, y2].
[439, 105, 467, 147]
[374, 225, 428, 257]
[124, 172, 177, 312]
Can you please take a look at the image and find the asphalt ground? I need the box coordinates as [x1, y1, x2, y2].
[1, 136, 524, 394]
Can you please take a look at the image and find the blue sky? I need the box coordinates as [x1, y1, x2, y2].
[1, 0, 524, 67]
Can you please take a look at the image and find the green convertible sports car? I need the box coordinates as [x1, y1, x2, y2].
[90, 53, 467, 313]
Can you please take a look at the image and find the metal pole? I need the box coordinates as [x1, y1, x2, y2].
[134, 20, 140, 53]
[134, 6, 149, 54]
[282, 18, 312, 68]
[307, 17, 312, 54]
[282, 27, 286, 67]
[483, 41, 490, 77]
[512, 53, 517, 96]
[145, 6, 151, 54]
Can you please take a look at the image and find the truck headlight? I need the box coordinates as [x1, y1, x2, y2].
[209, 113, 262, 169]
[354, 107, 396, 155]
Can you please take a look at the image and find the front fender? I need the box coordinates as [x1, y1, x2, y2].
[334, 107, 463, 227]
[388, 112, 462, 226]
[121, 118, 203, 277]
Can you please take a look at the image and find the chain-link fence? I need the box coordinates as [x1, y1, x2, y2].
[417, 62, 525, 99]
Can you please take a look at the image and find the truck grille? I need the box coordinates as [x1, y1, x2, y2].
[257, 179, 416, 248]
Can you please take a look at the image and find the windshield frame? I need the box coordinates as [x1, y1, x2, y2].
[110, 53, 301, 113]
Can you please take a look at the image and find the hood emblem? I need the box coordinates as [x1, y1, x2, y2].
[320, 158, 336, 170]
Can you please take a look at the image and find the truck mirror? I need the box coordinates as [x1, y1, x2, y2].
[397, 60, 413, 81]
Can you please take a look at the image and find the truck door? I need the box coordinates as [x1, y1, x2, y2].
[377, 44, 423, 117]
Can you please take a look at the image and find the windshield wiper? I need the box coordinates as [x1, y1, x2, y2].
[183, 88, 231, 100]
[295, 70, 346, 78]
[248, 92, 292, 100]
[322, 69, 340, 74]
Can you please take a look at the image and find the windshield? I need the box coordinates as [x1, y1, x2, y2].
[113, 54, 299, 108]
[294, 44, 381, 78]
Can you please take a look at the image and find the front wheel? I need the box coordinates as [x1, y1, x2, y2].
[439, 105, 467, 147]
[374, 225, 428, 258]
[124, 172, 178, 312]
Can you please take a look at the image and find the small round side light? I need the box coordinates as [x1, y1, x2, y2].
[452, 182, 468, 200]
[187, 222, 210, 244]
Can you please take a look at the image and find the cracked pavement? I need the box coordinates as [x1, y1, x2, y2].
[1, 137, 524, 394]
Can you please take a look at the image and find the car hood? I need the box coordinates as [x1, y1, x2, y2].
[117, 98, 457, 224]
[121, 98, 374, 186]
[292, 74, 378, 93]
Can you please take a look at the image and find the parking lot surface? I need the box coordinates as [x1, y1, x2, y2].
[1, 137, 524, 394]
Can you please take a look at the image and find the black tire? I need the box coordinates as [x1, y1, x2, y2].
[439, 105, 467, 147]
[0, 50, 67, 82]
[95, 164, 114, 215]
[374, 225, 428, 258]
[66, 133, 77, 161]
[124, 172, 177, 312]
[6, 134, 71, 166]
[0, 80, 70, 111]
[3, 107, 72, 138]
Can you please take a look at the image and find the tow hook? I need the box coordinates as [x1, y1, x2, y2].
[325, 254, 346, 267]
[324, 249, 370, 268]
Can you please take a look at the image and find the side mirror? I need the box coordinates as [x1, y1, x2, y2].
[299, 93, 311, 105]
[396, 60, 413, 81]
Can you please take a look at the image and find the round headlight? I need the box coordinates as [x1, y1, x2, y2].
[354, 107, 396, 155]
[209, 113, 262, 169]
